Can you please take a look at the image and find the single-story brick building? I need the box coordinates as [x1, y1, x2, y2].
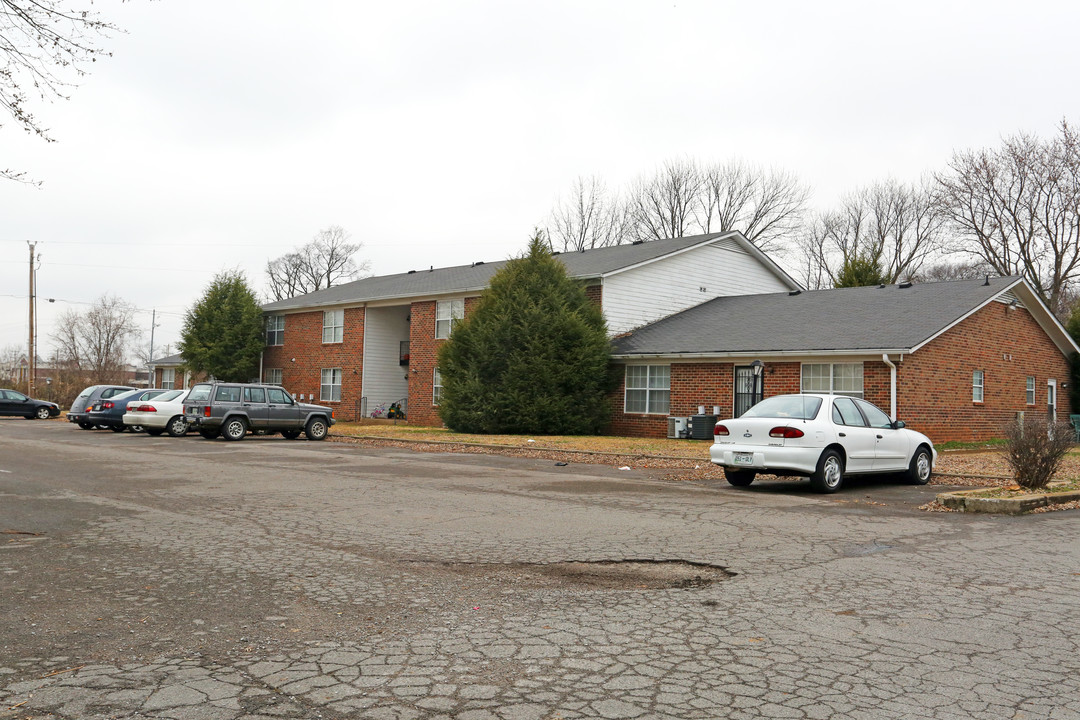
[258, 232, 1076, 442]
[609, 275, 1077, 442]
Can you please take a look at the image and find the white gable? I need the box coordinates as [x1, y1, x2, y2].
[602, 240, 794, 334]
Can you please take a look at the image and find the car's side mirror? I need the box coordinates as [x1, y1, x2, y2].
[892, 420, 906, 429]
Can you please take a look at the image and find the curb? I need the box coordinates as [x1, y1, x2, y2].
[330, 434, 707, 461]
[937, 484, 1080, 514]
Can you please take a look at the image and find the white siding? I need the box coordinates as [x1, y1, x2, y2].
[361, 305, 410, 413]
[602, 242, 792, 334]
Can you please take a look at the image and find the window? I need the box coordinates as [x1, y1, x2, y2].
[264, 368, 283, 386]
[267, 388, 291, 404]
[266, 315, 285, 346]
[243, 387, 266, 403]
[832, 397, 867, 426]
[433, 368, 443, 405]
[215, 386, 241, 403]
[321, 368, 342, 402]
[624, 365, 670, 415]
[973, 370, 984, 403]
[323, 310, 344, 343]
[855, 398, 893, 428]
[436, 299, 464, 339]
[801, 363, 864, 398]
[161, 368, 175, 390]
[1026, 376, 1036, 405]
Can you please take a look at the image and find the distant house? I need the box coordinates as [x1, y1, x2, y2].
[261, 232, 798, 425]
[609, 276, 1077, 442]
[150, 353, 202, 390]
[260, 233, 1075, 441]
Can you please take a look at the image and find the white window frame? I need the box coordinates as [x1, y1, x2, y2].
[435, 299, 464, 339]
[320, 368, 342, 402]
[322, 310, 344, 344]
[624, 365, 670, 415]
[264, 368, 283, 386]
[1026, 376, 1036, 405]
[266, 314, 285, 346]
[801, 363, 864, 398]
[973, 370, 984, 403]
[161, 368, 176, 390]
[433, 367, 443, 405]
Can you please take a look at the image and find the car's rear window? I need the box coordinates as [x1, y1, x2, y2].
[187, 384, 212, 402]
[742, 396, 822, 420]
[76, 386, 99, 400]
[155, 390, 184, 402]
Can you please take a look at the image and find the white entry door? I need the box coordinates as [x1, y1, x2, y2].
[1048, 379, 1058, 423]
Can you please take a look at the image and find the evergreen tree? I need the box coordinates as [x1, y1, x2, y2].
[834, 254, 888, 288]
[437, 231, 616, 434]
[1065, 304, 1080, 413]
[179, 270, 264, 382]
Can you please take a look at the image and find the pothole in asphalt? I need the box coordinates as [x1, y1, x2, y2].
[438, 559, 734, 590]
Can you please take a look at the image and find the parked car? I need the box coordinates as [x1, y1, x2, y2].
[68, 385, 136, 429]
[85, 388, 170, 432]
[184, 382, 335, 441]
[0, 389, 60, 419]
[710, 394, 935, 493]
[122, 389, 191, 437]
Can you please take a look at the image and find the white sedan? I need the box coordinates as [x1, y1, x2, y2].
[709, 394, 935, 493]
[123, 389, 191, 436]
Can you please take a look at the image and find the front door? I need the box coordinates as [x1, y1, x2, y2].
[831, 397, 878, 473]
[734, 366, 761, 417]
[1048, 379, 1058, 423]
[243, 386, 269, 429]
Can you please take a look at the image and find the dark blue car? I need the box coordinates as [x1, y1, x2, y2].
[84, 388, 169, 432]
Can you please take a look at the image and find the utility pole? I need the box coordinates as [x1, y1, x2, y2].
[148, 308, 156, 387]
[27, 242, 36, 396]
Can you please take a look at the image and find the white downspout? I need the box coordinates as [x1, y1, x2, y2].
[882, 353, 897, 421]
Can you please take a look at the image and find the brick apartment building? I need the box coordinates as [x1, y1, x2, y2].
[252, 232, 1075, 442]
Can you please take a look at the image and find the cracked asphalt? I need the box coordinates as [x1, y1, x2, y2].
[1, 419, 1078, 719]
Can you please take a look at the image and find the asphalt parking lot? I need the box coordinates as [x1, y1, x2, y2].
[1, 419, 1078, 719]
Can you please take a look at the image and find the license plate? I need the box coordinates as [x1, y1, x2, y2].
[733, 452, 754, 465]
[92, 404, 101, 411]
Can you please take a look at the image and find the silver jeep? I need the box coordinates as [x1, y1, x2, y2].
[183, 382, 335, 441]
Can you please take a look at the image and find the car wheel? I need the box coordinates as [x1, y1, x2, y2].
[725, 469, 756, 487]
[109, 425, 125, 433]
[221, 417, 247, 441]
[907, 446, 933, 485]
[810, 449, 845, 493]
[281, 430, 301, 440]
[34, 406, 52, 420]
[304, 417, 328, 441]
[146, 428, 165, 436]
[166, 416, 189, 437]
[77, 421, 95, 430]
[199, 428, 220, 440]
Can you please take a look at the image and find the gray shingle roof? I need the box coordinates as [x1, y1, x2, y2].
[262, 232, 751, 311]
[151, 352, 184, 365]
[611, 276, 1023, 356]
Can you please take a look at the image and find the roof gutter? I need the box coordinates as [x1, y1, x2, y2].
[610, 348, 913, 361]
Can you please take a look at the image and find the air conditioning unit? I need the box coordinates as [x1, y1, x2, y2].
[667, 417, 689, 439]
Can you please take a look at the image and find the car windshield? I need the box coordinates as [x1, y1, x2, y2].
[742, 395, 822, 420]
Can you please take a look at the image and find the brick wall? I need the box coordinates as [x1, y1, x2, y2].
[262, 307, 365, 419]
[895, 302, 1071, 441]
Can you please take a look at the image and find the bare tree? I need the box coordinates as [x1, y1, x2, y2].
[936, 119, 1080, 313]
[912, 258, 994, 283]
[546, 175, 629, 252]
[265, 226, 371, 301]
[795, 178, 946, 288]
[697, 160, 810, 253]
[1, 1, 122, 182]
[51, 294, 141, 383]
[0, 344, 23, 385]
[626, 158, 705, 242]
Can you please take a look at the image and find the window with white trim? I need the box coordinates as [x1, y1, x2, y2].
[320, 368, 342, 402]
[624, 365, 670, 414]
[161, 368, 175, 390]
[266, 315, 285, 346]
[264, 368, 283, 386]
[801, 363, 864, 398]
[433, 368, 443, 405]
[1026, 376, 1036, 405]
[322, 310, 344, 343]
[973, 370, 984, 403]
[435, 299, 464, 339]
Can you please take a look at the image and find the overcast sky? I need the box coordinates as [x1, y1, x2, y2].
[2, 0, 1078, 361]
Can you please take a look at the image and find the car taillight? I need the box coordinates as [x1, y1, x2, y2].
[769, 426, 804, 439]
[103, 401, 114, 410]
[714, 423, 729, 436]
[85, 406, 92, 412]
[135, 405, 156, 413]
[204, 406, 211, 417]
